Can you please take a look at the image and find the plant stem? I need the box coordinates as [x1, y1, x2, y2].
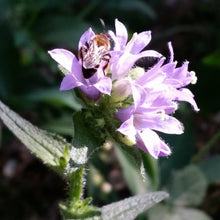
[191, 129, 220, 163]
[69, 166, 84, 202]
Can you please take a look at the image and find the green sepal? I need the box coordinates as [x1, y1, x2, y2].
[60, 199, 101, 219]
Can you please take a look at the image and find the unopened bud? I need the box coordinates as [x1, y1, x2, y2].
[126, 67, 145, 81]
[118, 133, 136, 146]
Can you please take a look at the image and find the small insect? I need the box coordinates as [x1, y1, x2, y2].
[78, 33, 111, 79]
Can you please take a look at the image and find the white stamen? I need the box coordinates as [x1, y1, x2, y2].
[190, 71, 197, 84]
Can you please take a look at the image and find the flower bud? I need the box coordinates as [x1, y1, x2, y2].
[126, 67, 145, 81]
[118, 133, 136, 146]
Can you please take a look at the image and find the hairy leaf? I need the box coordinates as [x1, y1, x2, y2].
[198, 155, 220, 184]
[168, 165, 207, 206]
[100, 191, 168, 220]
[148, 204, 212, 220]
[0, 100, 87, 172]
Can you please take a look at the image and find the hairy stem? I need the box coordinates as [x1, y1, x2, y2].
[69, 166, 84, 202]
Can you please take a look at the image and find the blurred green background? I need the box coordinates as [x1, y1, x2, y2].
[0, 0, 219, 219]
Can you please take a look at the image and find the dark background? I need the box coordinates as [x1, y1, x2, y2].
[0, 0, 220, 219]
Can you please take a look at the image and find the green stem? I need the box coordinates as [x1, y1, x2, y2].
[69, 166, 84, 202]
[191, 129, 220, 163]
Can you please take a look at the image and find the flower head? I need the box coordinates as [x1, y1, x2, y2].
[49, 19, 199, 159]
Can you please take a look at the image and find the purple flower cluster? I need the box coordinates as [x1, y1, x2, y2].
[48, 19, 199, 159]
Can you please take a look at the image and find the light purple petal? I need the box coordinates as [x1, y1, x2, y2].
[132, 83, 147, 107]
[93, 76, 112, 95]
[117, 115, 137, 138]
[48, 49, 76, 73]
[111, 51, 162, 79]
[79, 85, 101, 101]
[114, 19, 128, 50]
[116, 106, 135, 122]
[138, 50, 162, 58]
[158, 142, 172, 157]
[60, 74, 82, 91]
[137, 63, 166, 90]
[175, 88, 200, 111]
[78, 28, 95, 51]
[136, 129, 171, 159]
[151, 96, 178, 114]
[110, 52, 134, 78]
[170, 62, 191, 87]
[136, 58, 165, 86]
[160, 62, 177, 77]
[134, 110, 184, 134]
[127, 31, 152, 54]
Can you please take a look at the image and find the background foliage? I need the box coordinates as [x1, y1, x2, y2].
[0, 0, 219, 219]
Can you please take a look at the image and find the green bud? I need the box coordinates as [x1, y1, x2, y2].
[126, 66, 145, 81]
[118, 133, 136, 146]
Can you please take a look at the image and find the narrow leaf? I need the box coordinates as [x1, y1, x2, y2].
[115, 143, 152, 195]
[25, 87, 82, 111]
[0, 100, 87, 172]
[100, 191, 169, 220]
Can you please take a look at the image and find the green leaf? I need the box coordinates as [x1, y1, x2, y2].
[198, 155, 220, 184]
[202, 49, 220, 68]
[0, 100, 87, 172]
[72, 111, 106, 156]
[168, 165, 207, 206]
[105, 0, 156, 20]
[42, 114, 74, 136]
[120, 0, 156, 19]
[32, 16, 90, 47]
[100, 191, 169, 220]
[142, 152, 159, 190]
[148, 204, 212, 220]
[115, 143, 154, 195]
[25, 87, 82, 111]
[159, 119, 196, 186]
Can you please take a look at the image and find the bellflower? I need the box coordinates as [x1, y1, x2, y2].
[136, 42, 199, 112]
[111, 21, 199, 158]
[48, 28, 112, 101]
[116, 97, 183, 158]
